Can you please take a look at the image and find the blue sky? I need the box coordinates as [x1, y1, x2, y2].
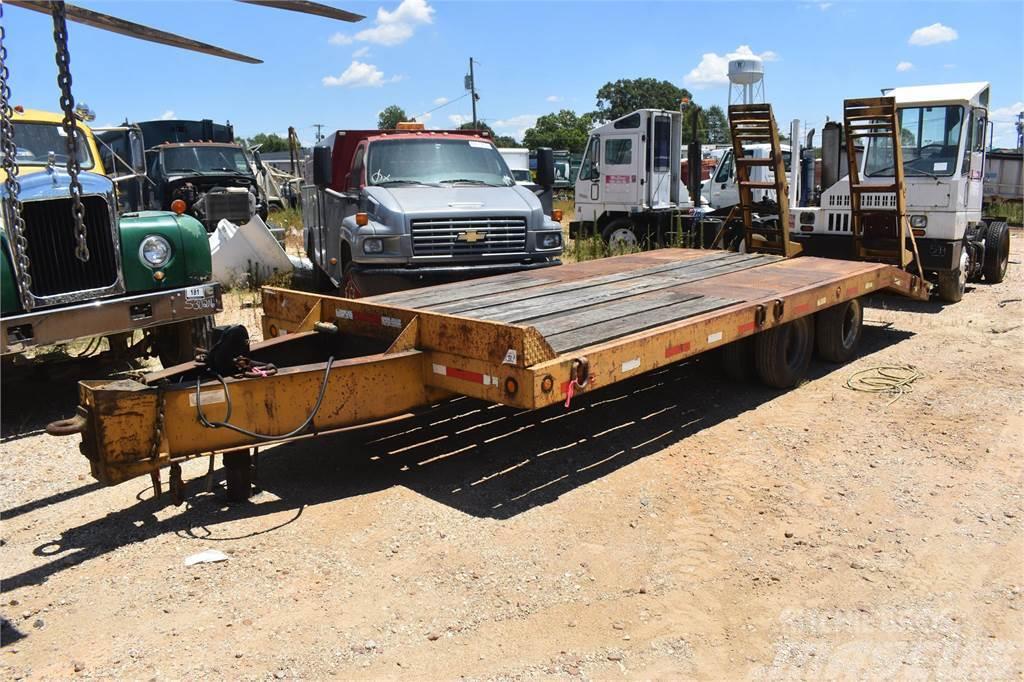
[5, 0, 1023, 147]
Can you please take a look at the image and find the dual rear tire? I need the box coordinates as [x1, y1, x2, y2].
[720, 298, 863, 389]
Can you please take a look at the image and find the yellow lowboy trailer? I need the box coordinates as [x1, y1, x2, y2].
[49, 248, 928, 503]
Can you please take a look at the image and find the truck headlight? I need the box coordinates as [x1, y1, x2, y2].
[139, 235, 171, 268]
[910, 215, 927, 228]
[363, 238, 383, 254]
[540, 233, 562, 249]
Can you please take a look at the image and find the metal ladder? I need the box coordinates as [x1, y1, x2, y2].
[727, 103, 801, 257]
[842, 97, 923, 273]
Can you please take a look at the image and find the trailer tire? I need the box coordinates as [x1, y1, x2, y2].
[983, 221, 1010, 283]
[815, 298, 863, 363]
[754, 317, 814, 389]
[720, 336, 755, 382]
[601, 218, 640, 253]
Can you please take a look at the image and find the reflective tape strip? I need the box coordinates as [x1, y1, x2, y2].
[793, 302, 812, 315]
[335, 308, 353, 320]
[381, 315, 402, 328]
[707, 331, 723, 344]
[665, 341, 691, 358]
[432, 363, 497, 386]
[337, 308, 403, 329]
[621, 358, 641, 373]
[737, 321, 756, 334]
[864, 281, 874, 290]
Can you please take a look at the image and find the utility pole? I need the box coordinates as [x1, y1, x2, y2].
[467, 58, 478, 128]
[313, 123, 324, 142]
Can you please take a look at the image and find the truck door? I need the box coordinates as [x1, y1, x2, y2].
[648, 113, 673, 208]
[574, 135, 601, 222]
[602, 133, 640, 206]
[709, 150, 735, 208]
[965, 108, 986, 212]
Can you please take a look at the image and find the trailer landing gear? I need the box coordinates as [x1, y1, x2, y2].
[224, 449, 256, 502]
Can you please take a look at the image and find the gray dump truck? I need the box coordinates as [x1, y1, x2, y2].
[303, 123, 563, 297]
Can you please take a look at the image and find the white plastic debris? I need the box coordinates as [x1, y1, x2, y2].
[184, 549, 229, 566]
[208, 214, 293, 287]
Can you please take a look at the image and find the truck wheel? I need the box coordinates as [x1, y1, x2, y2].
[720, 336, 755, 382]
[151, 316, 214, 368]
[815, 298, 863, 363]
[754, 317, 814, 389]
[936, 248, 968, 303]
[601, 218, 640, 253]
[983, 221, 1010, 283]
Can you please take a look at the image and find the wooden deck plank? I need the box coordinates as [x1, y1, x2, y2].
[546, 295, 739, 353]
[427, 252, 742, 315]
[530, 290, 704, 337]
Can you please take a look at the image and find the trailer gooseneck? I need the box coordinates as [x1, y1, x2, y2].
[48, 248, 927, 502]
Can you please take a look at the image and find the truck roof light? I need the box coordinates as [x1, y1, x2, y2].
[396, 121, 424, 130]
[356, 212, 369, 226]
[170, 199, 187, 215]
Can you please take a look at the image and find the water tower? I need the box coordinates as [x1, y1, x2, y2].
[728, 56, 765, 106]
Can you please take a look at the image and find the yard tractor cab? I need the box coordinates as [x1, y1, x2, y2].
[791, 82, 1010, 302]
[570, 109, 686, 250]
[701, 143, 793, 210]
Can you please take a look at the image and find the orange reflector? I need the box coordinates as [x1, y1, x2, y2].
[329, 257, 338, 265]
[269, 324, 279, 337]
[170, 199, 187, 215]
[504, 377, 519, 395]
[552, 209, 563, 221]
[800, 225, 814, 232]
[540, 375, 554, 393]
[153, 270, 165, 281]
[912, 228, 926, 237]
[14, 105, 24, 113]
[356, 212, 369, 226]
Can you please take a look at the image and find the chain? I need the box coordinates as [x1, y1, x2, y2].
[149, 388, 166, 462]
[0, 23, 34, 311]
[50, 1, 89, 263]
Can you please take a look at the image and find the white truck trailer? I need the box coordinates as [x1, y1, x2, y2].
[498, 148, 532, 185]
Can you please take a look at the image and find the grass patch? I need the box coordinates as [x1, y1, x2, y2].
[986, 201, 1023, 227]
[268, 206, 305, 257]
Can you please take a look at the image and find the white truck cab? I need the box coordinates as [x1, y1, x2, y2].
[702, 144, 792, 209]
[791, 82, 1009, 302]
[570, 109, 685, 248]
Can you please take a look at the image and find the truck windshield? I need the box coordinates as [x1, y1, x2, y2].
[865, 105, 964, 178]
[367, 138, 514, 187]
[12, 122, 94, 168]
[162, 145, 251, 174]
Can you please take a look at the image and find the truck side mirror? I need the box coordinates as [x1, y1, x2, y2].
[313, 145, 332, 188]
[535, 147, 555, 189]
[129, 130, 146, 175]
[253, 150, 266, 173]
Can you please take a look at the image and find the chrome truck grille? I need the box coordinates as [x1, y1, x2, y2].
[22, 196, 119, 298]
[411, 217, 527, 257]
[204, 189, 252, 229]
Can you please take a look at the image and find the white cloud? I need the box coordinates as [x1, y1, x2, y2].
[419, 112, 432, 124]
[433, 96, 449, 106]
[322, 61, 400, 88]
[329, 0, 434, 47]
[352, 46, 371, 58]
[545, 95, 561, 103]
[492, 114, 538, 140]
[159, 110, 175, 120]
[448, 114, 469, 126]
[909, 22, 957, 46]
[990, 102, 1024, 148]
[896, 61, 914, 72]
[684, 45, 778, 88]
[818, 2, 832, 9]
[943, 63, 956, 70]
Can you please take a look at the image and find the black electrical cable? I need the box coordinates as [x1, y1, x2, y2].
[194, 356, 335, 441]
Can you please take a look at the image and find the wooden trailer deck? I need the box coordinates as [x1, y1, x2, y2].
[56, 249, 928, 489]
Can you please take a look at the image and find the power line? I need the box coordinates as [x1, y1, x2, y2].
[413, 91, 469, 121]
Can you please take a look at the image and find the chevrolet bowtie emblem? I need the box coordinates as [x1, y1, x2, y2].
[457, 230, 485, 243]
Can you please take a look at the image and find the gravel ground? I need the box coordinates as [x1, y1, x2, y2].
[1, 235, 1022, 680]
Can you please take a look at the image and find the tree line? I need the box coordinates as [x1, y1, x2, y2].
[247, 78, 732, 153]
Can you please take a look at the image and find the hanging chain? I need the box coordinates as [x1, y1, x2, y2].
[51, 1, 90, 263]
[0, 22, 35, 311]
[149, 387, 166, 462]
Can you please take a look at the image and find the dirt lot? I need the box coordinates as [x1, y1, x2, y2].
[2, 236, 1022, 680]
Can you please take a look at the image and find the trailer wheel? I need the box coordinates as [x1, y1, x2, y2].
[601, 218, 640, 253]
[983, 221, 1010, 283]
[815, 298, 863, 363]
[720, 336, 755, 382]
[754, 317, 814, 389]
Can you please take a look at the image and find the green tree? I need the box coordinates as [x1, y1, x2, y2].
[704, 105, 729, 144]
[378, 105, 410, 130]
[246, 132, 289, 152]
[522, 110, 593, 152]
[593, 78, 692, 122]
[492, 135, 519, 147]
[456, 121, 517, 147]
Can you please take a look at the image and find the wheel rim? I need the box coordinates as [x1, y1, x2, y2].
[957, 249, 968, 294]
[999, 231, 1010, 278]
[608, 228, 638, 250]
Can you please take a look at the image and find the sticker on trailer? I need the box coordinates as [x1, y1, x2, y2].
[502, 349, 518, 365]
[335, 308, 354, 320]
[381, 316, 402, 328]
[605, 174, 635, 184]
[707, 331, 723, 344]
[816, 296, 828, 307]
[189, 389, 226, 407]
[621, 358, 641, 373]
[186, 286, 211, 299]
[864, 281, 874, 290]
